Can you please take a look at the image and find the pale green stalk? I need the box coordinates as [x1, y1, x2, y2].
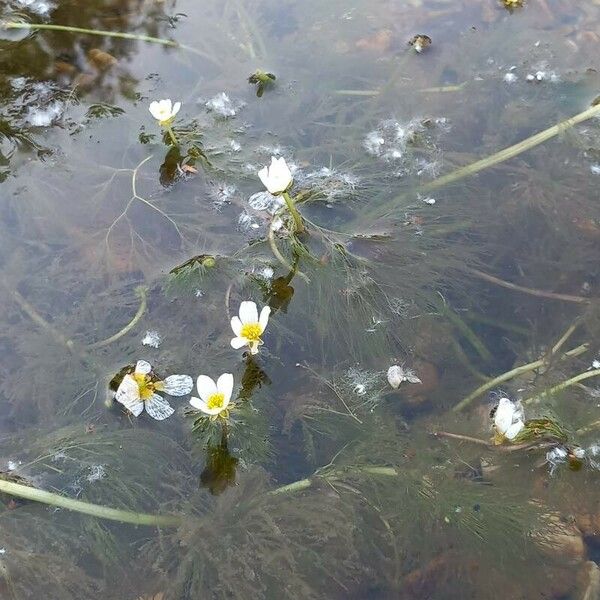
[165, 125, 178, 146]
[523, 368, 600, 406]
[453, 343, 589, 412]
[282, 191, 304, 233]
[0, 479, 183, 527]
[1, 21, 218, 63]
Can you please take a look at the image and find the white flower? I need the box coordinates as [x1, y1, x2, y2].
[114, 360, 193, 421]
[493, 397, 525, 440]
[258, 157, 293, 195]
[387, 365, 422, 389]
[230, 301, 270, 355]
[149, 99, 181, 125]
[190, 373, 234, 417]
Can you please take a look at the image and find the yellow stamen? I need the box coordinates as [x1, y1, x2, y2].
[133, 372, 155, 400]
[240, 322, 262, 342]
[207, 393, 225, 411]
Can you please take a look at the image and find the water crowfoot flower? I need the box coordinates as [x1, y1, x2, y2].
[149, 99, 181, 145]
[258, 157, 304, 233]
[492, 397, 524, 442]
[190, 373, 234, 420]
[114, 360, 193, 420]
[230, 301, 270, 355]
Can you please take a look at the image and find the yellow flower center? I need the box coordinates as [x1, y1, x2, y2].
[240, 323, 262, 342]
[207, 393, 225, 411]
[133, 372, 155, 400]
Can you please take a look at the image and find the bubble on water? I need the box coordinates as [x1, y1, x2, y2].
[525, 69, 560, 83]
[590, 164, 600, 175]
[503, 72, 518, 84]
[229, 140, 242, 152]
[296, 167, 361, 201]
[247, 191, 284, 215]
[86, 465, 106, 483]
[6, 460, 19, 471]
[364, 118, 448, 178]
[238, 211, 261, 232]
[205, 92, 244, 117]
[210, 183, 238, 210]
[15, 0, 55, 16]
[141, 330, 161, 349]
[195, 289, 204, 298]
[26, 101, 64, 126]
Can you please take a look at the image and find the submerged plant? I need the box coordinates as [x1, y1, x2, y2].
[248, 70, 276, 97]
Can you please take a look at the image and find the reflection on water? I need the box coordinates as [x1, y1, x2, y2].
[2, 0, 600, 597]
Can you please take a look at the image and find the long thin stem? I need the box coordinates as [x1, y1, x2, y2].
[0, 478, 183, 527]
[453, 343, 589, 412]
[87, 286, 148, 350]
[165, 125, 178, 146]
[1, 21, 218, 63]
[420, 103, 600, 193]
[282, 191, 304, 234]
[467, 267, 591, 304]
[523, 368, 600, 406]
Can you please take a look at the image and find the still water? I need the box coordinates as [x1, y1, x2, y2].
[1, 0, 600, 597]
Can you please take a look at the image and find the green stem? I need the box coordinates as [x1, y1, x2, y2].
[1, 21, 217, 63]
[0, 479, 182, 527]
[281, 191, 304, 233]
[437, 298, 492, 363]
[165, 125, 178, 146]
[87, 286, 147, 350]
[453, 343, 589, 412]
[420, 103, 600, 193]
[523, 369, 600, 406]
[269, 466, 399, 496]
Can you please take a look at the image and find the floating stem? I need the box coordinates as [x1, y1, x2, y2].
[453, 343, 589, 412]
[165, 125, 178, 146]
[0, 478, 183, 527]
[523, 368, 600, 406]
[87, 286, 148, 350]
[1, 20, 217, 62]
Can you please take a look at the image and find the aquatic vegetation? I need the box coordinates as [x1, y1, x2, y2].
[387, 364, 422, 389]
[230, 300, 271, 355]
[248, 70, 276, 97]
[114, 360, 193, 420]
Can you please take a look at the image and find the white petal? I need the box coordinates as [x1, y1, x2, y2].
[145, 393, 174, 421]
[387, 365, 404, 389]
[231, 316, 243, 336]
[239, 301, 258, 324]
[160, 99, 172, 113]
[406, 373, 422, 384]
[258, 166, 270, 190]
[149, 101, 161, 120]
[171, 101, 181, 117]
[115, 375, 143, 416]
[231, 336, 247, 349]
[258, 306, 271, 333]
[162, 374, 193, 396]
[189, 396, 221, 415]
[196, 375, 217, 402]
[494, 398, 514, 434]
[135, 360, 152, 375]
[217, 373, 234, 405]
[505, 420, 524, 440]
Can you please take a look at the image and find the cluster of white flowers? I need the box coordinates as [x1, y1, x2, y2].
[115, 301, 270, 421]
[493, 397, 524, 440]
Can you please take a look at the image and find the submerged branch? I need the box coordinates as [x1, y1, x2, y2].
[87, 286, 148, 350]
[1, 21, 217, 63]
[523, 368, 600, 406]
[421, 103, 600, 192]
[453, 343, 589, 412]
[467, 268, 591, 304]
[0, 478, 183, 527]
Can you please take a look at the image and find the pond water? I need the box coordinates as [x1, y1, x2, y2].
[1, 0, 600, 598]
